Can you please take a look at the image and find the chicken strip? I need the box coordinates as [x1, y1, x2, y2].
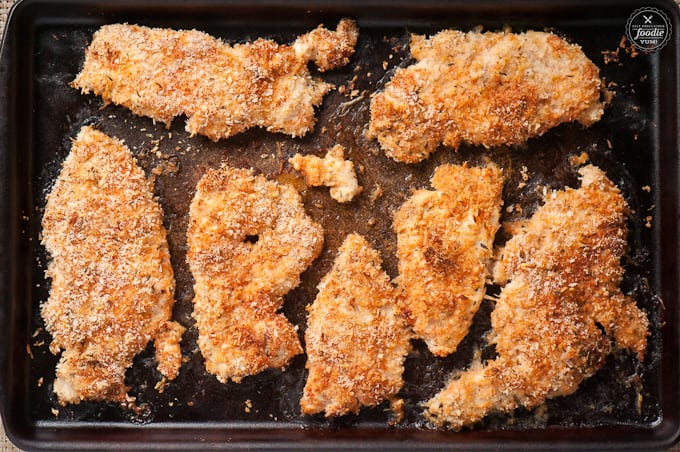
[301, 234, 411, 417]
[187, 166, 324, 383]
[424, 165, 649, 430]
[71, 20, 358, 141]
[368, 29, 604, 163]
[393, 163, 504, 357]
[289, 144, 362, 203]
[41, 126, 184, 405]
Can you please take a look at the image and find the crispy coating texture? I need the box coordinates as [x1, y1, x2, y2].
[424, 165, 649, 430]
[41, 126, 184, 405]
[72, 20, 358, 141]
[289, 144, 362, 203]
[301, 234, 411, 417]
[368, 30, 604, 163]
[393, 163, 504, 357]
[187, 166, 324, 383]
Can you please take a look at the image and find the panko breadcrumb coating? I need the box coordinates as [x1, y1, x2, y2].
[393, 163, 504, 357]
[187, 166, 324, 383]
[301, 234, 411, 417]
[41, 126, 184, 405]
[424, 165, 649, 430]
[368, 29, 605, 163]
[289, 144, 362, 203]
[72, 20, 358, 141]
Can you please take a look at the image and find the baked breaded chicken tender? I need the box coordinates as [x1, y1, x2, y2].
[424, 165, 649, 430]
[368, 29, 605, 163]
[72, 20, 358, 141]
[301, 234, 411, 417]
[289, 144, 362, 203]
[41, 126, 184, 405]
[394, 163, 504, 357]
[187, 166, 324, 383]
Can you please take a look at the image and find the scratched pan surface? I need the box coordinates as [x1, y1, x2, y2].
[0, 0, 679, 450]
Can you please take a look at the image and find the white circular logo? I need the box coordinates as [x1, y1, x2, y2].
[626, 7, 672, 52]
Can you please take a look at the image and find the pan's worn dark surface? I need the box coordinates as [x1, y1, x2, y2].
[0, 0, 679, 450]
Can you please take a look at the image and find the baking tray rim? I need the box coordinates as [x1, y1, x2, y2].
[1, 0, 680, 450]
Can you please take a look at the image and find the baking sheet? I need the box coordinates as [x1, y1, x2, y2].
[1, 0, 679, 450]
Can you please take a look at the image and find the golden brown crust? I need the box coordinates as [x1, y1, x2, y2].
[187, 165, 324, 383]
[72, 20, 358, 141]
[301, 234, 411, 417]
[41, 126, 184, 405]
[424, 165, 649, 430]
[393, 163, 504, 357]
[368, 30, 604, 163]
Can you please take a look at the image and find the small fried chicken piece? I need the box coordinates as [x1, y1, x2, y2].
[41, 126, 184, 405]
[289, 144, 362, 203]
[301, 234, 411, 417]
[368, 29, 604, 163]
[424, 165, 649, 430]
[72, 20, 358, 141]
[187, 166, 324, 383]
[393, 163, 504, 357]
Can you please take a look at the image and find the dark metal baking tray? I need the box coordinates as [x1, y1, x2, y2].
[1, 0, 679, 450]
